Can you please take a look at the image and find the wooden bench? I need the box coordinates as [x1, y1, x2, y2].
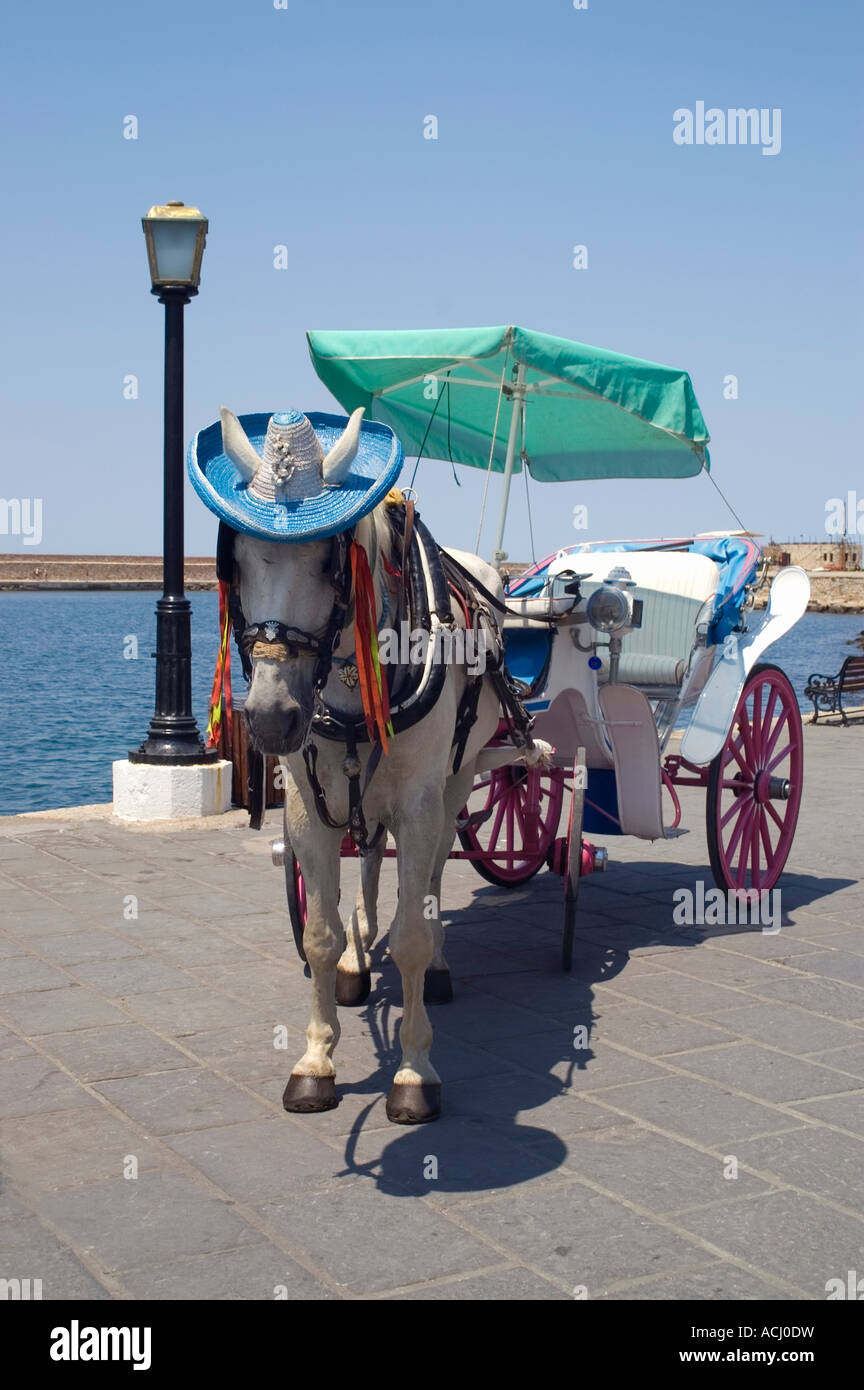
[804, 654, 864, 724]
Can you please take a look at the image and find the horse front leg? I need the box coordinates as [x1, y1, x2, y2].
[336, 836, 384, 1007]
[283, 828, 345, 1114]
[387, 800, 445, 1124]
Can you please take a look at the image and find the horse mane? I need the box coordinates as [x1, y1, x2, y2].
[355, 498, 399, 597]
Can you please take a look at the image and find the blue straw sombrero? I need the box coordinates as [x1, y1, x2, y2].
[188, 407, 404, 541]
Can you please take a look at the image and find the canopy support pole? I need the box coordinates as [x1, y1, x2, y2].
[491, 361, 526, 567]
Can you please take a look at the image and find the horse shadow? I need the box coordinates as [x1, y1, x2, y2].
[327, 858, 855, 1198]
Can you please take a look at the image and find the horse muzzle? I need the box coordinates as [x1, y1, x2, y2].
[244, 703, 308, 756]
[243, 659, 314, 756]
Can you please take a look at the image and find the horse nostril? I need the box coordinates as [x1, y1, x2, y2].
[244, 703, 304, 755]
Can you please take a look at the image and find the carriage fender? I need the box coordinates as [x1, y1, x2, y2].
[598, 684, 665, 841]
[680, 566, 810, 767]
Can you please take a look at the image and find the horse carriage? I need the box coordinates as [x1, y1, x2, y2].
[275, 327, 810, 970]
[191, 325, 809, 1123]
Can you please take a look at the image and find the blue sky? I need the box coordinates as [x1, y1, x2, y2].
[1, 0, 861, 562]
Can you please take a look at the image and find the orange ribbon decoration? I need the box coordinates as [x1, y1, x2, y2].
[350, 540, 392, 752]
[206, 580, 233, 754]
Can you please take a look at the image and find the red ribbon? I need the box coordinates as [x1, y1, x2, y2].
[206, 580, 233, 754]
[351, 540, 391, 752]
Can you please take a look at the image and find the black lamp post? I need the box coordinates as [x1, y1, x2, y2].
[130, 201, 216, 766]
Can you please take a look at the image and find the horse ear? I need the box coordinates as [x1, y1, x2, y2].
[220, 407, 261, 483]
[322, 407, 365, 485]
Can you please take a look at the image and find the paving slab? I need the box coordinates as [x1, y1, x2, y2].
[36, 1024, 192, 1083]
[672, 1192, 864, 1299]
[454, 1184, 713, 1291]
[0, 1212, 113, 1299]
[31, 1171, 264, 1274]
[117, 1243, 337, 1300]
[93, 1068, 271, 1135]
[0, 719, 861, 1300]
[253, 1183, 499, 1294]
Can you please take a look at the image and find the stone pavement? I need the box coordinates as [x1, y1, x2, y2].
[0, 722, 862, 1302]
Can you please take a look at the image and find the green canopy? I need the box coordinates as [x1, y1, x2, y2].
[307, 325, 710, 483]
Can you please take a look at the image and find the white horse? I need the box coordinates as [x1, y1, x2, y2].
[233, 501, 542, 1124]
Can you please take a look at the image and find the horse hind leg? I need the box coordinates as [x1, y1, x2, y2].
[335, 836, 384, 1007]
[423, 763, 475, 1004]
[387, 802, 445, 1124]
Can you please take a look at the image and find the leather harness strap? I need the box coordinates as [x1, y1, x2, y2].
[219, 506, 537, 850]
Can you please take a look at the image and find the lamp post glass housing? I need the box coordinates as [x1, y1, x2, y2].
[130, 202, 215, 765]
[142, 201, 207, 290]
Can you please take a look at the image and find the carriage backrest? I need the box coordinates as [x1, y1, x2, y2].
[550, 549, 720, 687]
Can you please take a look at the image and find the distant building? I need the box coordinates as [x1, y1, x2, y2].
[763, 540, 862, 571]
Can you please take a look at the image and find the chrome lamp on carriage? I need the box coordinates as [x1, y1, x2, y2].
[281, 326, 809, 969]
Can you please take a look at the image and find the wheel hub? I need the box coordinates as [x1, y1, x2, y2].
[754, 770, 791, 804]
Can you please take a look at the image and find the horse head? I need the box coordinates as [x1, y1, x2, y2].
[234, 529, 352, 754]
[218, 404, 372, 755]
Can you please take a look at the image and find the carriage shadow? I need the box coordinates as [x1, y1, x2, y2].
[329, 859, 855, 1198]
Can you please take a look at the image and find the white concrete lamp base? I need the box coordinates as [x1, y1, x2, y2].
[112, 759, 233, 823]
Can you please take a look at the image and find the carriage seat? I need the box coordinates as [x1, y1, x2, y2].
[548, 549, 720, 690]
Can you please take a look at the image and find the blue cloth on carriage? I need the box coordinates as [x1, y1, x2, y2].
[689, 537, 760, 644]
[502, 626, 554, 693]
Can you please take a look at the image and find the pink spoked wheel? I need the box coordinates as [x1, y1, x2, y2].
[706, 663, 803, 894]
[458, 765, 566, 888]
[284, 849, 308, 963]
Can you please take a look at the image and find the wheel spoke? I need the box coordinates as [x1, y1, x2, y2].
[765, 800, 785, 833]
[738, 707, 757, 770]
[486, 787, 508, 850]
[720, 793, 750, 831]
[726, 731, 751, 777]
[725, 793, 754, 863]
[759, 807, 774, 864]
[764, 709, 790, 762]
[766, 743, 793, 774]
[734, 802, 757, 887]
[750, 808, 762, 888]
[513, 786, 531, 851]
[750, 684, 763, 758]
[761, 686, 779, 749]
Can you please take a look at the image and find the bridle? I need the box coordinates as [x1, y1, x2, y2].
[237, 528, 354, 698]
[217, 511, 536, 852]
[218, 521, 388, 850]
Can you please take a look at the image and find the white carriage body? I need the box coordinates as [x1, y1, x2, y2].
[500, 539, 810, 842]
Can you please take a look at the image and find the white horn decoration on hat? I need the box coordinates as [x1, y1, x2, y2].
[322, 407, 365, 485]
[220, 407, 263, 483]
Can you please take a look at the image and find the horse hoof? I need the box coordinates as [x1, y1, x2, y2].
[282, 1074, 338, 1113]
[423, 968, 453, 1004]
[386, 1082, 441, 1125]
[335, 969, 371, 1007]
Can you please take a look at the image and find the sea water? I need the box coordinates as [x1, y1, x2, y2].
[0, 593, 860, 815]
